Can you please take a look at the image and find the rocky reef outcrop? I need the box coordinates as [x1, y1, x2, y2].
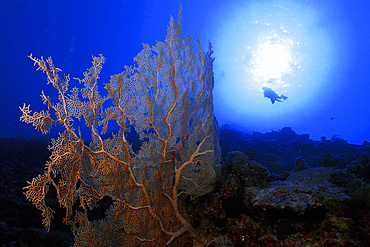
[199, 126, 370, 246]
[1, 127, 369, 246]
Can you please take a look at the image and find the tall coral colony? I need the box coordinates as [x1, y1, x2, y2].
[20, 7, 220, 246]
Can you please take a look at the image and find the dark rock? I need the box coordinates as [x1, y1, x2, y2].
[243, 146, 259, 162]
[337, 145, 355, 154]
[248, 160, 271, 179]
[226, 151, 249, 166]
[222, 151, 271, 187]
[300, 143, 315, 156]
[245, 168, 351, 213]
[294, 157, 307, 172]
[263, 153, 278, 163]
[264, 145, 282, 156]
[331, 135, 347, 144]
[317, 153, 339, 167]
[346, 156, 370, 183]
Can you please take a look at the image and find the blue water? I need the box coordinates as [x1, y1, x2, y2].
[1, 0, 369, 144]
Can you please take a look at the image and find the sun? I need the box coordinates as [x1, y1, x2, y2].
[251, 38, 293, 84]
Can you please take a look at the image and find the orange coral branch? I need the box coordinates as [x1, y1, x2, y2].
[21, 6, 219, 246]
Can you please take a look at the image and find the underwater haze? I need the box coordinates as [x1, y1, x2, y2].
[1, 0, 369, 144]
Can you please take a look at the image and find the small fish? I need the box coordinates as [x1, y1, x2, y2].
[262, 87, 288, 104]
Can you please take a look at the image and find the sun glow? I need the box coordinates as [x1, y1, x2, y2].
[251, 38, 293, 83]
[211, 0, 349, 132]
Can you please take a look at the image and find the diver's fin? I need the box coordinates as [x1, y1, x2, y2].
[282, 95, 288, 100]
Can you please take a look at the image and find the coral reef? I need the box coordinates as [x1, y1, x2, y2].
[1, 127, 370, 246]
[18, 8, 220, 246]
[192, 127, 370, 246]
[245, 168, 351, 213]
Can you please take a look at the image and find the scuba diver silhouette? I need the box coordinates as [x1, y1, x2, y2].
[262, 87, 288, 104]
